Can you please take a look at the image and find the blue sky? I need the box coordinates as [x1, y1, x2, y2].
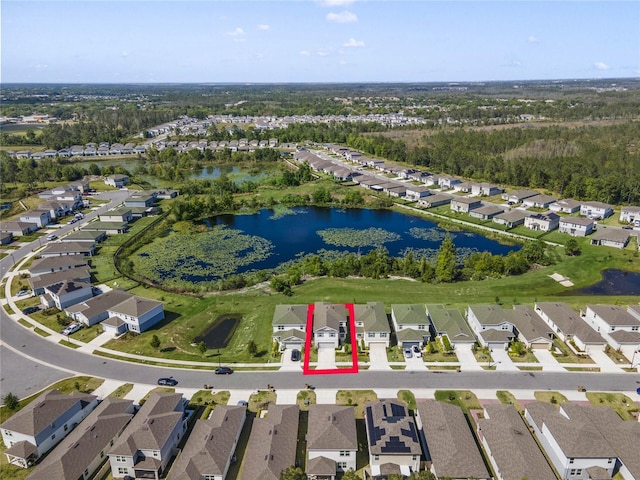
[2, 0, 639, 83]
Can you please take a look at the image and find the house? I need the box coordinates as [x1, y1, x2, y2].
[104, 174, 130, 188]
[590, 228, 630, 249]
[240, 405, 299, 480]
[313, 302, 347, 349]
[477, 404, 557, 480]
[466, 305, 516, 349]
[167, 405, 245, 480]
[100, 208, 133, 224]
[29, 254, 89, 276]
[580, 201, 614, 219]
[1, 221, 39, 237]
[124, 194, 156, 208]
[453, 181, 474, 193]
[20, 210, 52, 228]
[418, 193, 452, 208]
[524, 211, 560, 231]
[471, 182, 503, 197]
[41, 201, 75, 219]
[522, 194, 557, 209]
[61, 230, 107, 244]
[501, 189, 538, 204]
[534, 302, 607, 354]
[425, 304, 475, 347]
[404, 185, 431, 202]
[307, 405, 357, 477]
[272, 304, 308, 351]
[104, 296, 165, 335]
[39, 241, 95, 257]
[353, 302, 390, 347]
[42, 279, 93, 310]
[364, 400, 422, 477]
[524, 401, 617, 479]
[438, 176, 461, 189]
[28, 267, 91, 296]
[492, 209, 527, 228]
[450, 197, 482, 213]
[108, 392, 188, 480]
[1, 232, 14, 245]
[391, 304, 430, 348]
[469, 204, 504, 220]
[415, 400, 490, 480]
[82, 221, 129, 235]
[1, 389, 99, 468]
[66, 289, 134, 327]
[620, 206, 640, 225]
[550, 199, 582, 214]
[582, 305, 640, 360]
[508, 305, 554, 350]
[25, 398, 134, 480]
[559, 217, 595, 237]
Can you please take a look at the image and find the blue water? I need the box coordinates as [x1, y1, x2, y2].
[204, 206, 519, 275]
[571, 269, 640, 295]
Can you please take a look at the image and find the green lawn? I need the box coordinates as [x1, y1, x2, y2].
[585, 392, 640, 421]
[108, 383, 134, 398]
[433, 390, 483, 416]
[397, 390, 417, 411]
[336, 390, 378, 419]
[534, 391, 569, 406]
[496, 390, 523, 412]
[248, 389, 277, 414]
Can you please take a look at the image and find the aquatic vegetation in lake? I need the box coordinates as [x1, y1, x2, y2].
[133, 225, 274, 285]
[316, 227, 401, 248]
[408, 227, 453, 242]
[269, 205, 306, 220]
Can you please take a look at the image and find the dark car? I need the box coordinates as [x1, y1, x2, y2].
[22, 306, 39, 315]
[215, 367, 233, 375]
[157, 377, 178, 386]
[291, 349, 301, 361]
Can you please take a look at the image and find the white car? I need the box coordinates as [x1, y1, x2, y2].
[61, 323, 82, 336]
[16, 289, 32, 297]
[45, 234, 57, 241]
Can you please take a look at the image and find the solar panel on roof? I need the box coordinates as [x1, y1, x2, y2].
[381, 436, 412, 453]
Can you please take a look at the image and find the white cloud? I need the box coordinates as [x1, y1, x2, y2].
[528, 35, 540, 43]
[326, 11, 358, 23]
[339, 59, 348, 65]
[257, 24, 270, 30]
[343, 38, 365, 48]
[317, 50, 330, 57]
[594, 61, 610, 70]
[227, 27, 245, 36]
[299, 50, 311, 56]
[121, 51, 129, 57]
[319, 0, 357, 6]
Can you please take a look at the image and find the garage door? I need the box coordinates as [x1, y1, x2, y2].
[402, 341, 419, 348]
[284, 340, 303, 349]
[318, 342, 335, 349]
[529, 341, 551, 350]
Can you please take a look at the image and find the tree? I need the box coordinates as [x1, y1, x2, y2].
[435, 235, 457, 283]
[248, 340, 258, 356]
[341, 470, 361, 480]
[280, 466, 306, 480]
[150, 334, 161, 350]
[198, 341, 208, 355]
[2, 392, 20, 410]
[564, 238, 581, 256]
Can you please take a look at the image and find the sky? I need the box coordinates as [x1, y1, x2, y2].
[1, 0, 639, 83]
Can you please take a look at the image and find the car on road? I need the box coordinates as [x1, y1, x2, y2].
[215, 367, 233, 375]
[291, 349, 301, 361]
[157, 377, 178, 386]
[412, 345, 422, 358]
[404, 348, 413, 359]
[22, 306, 39, 315]
[61, 323, 82, 336]
[45, 234, 57, 241]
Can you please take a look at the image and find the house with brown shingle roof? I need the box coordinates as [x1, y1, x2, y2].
[240, 405, 299, 480]
[314, 303, 347, 349]
[108, 392, 188, 480]
[354, 302, 390, 347]
[29, 254, 89, 276]
[105, 296, 165, 335]
[66, 289, 134, 327]
[477, 404, 556, 480]
[415, 400, 490, 480]
[25, 397, 134, 480]
[307, 405, 357, 477]
[167, 405, 245, 480]
[42, 279, 93, 310]
[272, 304, 308, 351]
[582, 304, 640, 359]
[1, 389, 99, 469]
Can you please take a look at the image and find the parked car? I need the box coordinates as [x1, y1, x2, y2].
[45, 234, 57, 241]
[16, 289, 32, 297]
[237, 400, 249, 407]
[404, 348, 413, 359]
[215, 367, 233, 375]
[291, 349, 301, 361]
[22, 306, 39, 315]
[157, 377, 178, 386]
[412, 345, 422, 358]
[61, 323, 82, 336]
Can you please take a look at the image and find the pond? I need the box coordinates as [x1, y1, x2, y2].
[571, 269, 640, 296]
[133, 206, 520, 286]
[193, 314, 241, 349]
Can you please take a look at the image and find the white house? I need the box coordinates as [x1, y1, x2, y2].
[307, 405, 357, 477]
[66, 289, 134, 327]
[104, 174, 130, 188]
[104, 296, 165, 335]
[620, 206, 640, 226]
[559, 217, 595, 237]
[450, 197, 482, 213]
[524, 212, 560, 232]
[20, 210, 52, 228]
[523, 194, 557, 209]
[580, 201, 614, 219]
[465, 305, 516, 349]
[391, 304, 430, 348]
[272, 304, 308, 351]
[425, 304, 476, 347]
[590, 228, 630, 249]
[582, 305, 640, 359]
[313, 302, 347, 349]
[100, 208, 133, 224]
[1, 390, 98, 468]
[353, 302, 390, 347]
[42, 279, 93, 310]
[550, 199, 582, 214]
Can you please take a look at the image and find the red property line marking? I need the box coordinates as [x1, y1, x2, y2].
[303, 303, 359, 376]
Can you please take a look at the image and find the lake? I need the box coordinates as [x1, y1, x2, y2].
[571, 269, 640, 296]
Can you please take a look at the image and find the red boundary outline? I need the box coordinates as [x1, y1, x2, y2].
[303, 303, 359, 375]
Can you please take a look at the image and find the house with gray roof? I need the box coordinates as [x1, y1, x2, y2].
[582, 304, 640, 359]
[42, 279, 93, 310]
[105, 296, 165, 334]
[523, 194, 557, 209]
[29, 254, 89, 276]
[469, 204, 504, 220]
[108, 392, 188, 480]
[450, 196, 482, 213]
[167, 405, 245, 480]
[534, 302, 607, 354]
[524, 211, 560, 232]
[391, 304, 429, 348]
[418, 193, 453, 208]
[39, 241, 95, 258]
[272, 304, 308, 351]
[307, 405, 357, 477]
[415, 400, 490, 480]
[1, 390, 99, 468]
[477, 404, 556, 480]
[28, 267, 91, 295]
[620, 206, 640, 225]
[20, 210, 52, 228]
[100, 207, 133, 224]
[240, 405, 299, 480]
[104, 174, 129, 188]
[364, 399, 421, 478]
[508, 305, 554, 350]
[0, 221, 39, 236]
[580, 201, 614, 219]
[471, 182, 503, 197]
[66, 289, 134, 327]
[354, 302, 390, 347]
[82, 221, 129, 235]
[466, 305, 516, 349]
[559, 216, 595, 237]
[426, 304, 475, 346]
[524, 401, 617, 479]
[61, 230, 107, 244]
[590, 228, 631, 249]
[501, 189, 539, 204]
[314, 302, 347, 349]
[550, 198, 582, 214]
[492, 208, 527, 228]
[26, 398, 134, 480]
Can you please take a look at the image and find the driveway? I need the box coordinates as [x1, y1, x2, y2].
[405, 352, 427, 371]
[317, 346, 337, 369]
[490, 349, 519, 371]
[533, 349, 567, 372]
[280, 347, 303, 371]
[368, 343, 391, 371]
[588, 350, 624, 373]
[455, 344, 483, 371]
